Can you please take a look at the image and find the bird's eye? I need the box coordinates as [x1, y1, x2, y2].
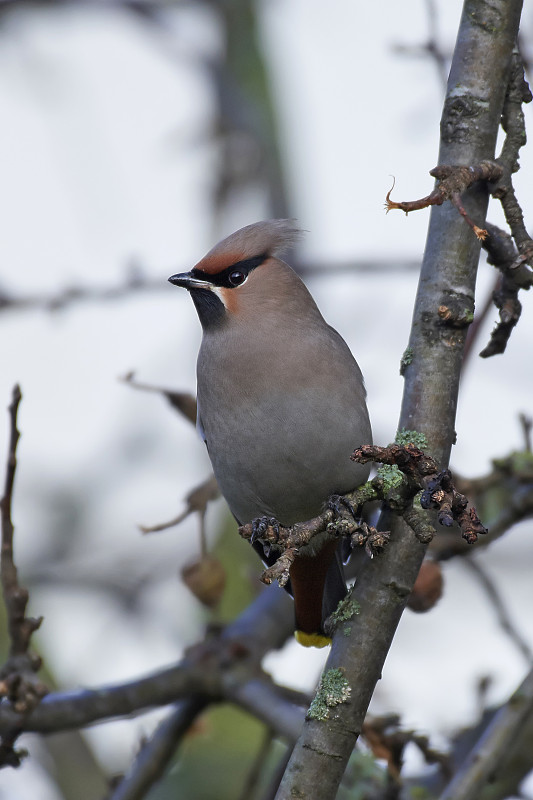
[228, 270, 246, 286]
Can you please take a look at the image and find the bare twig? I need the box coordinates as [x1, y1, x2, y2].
[0, 386, 47, 725]
[109, 698, 207, 800]
[431, 440, 533, 561]
[0, 270, 167, 314]
[385, 162, 503, 240]
[491, 49, 533, 259]
[474, 50, 533, 356]
[355, 443, 488, 544]
[479, 222, 533, 358]
[123, 376, 222, 568]
[461, 272, 500, 368]
[121, 372, 197, 425]
[139, 475, 219, 535]
[462, 557, 533, 663]
[362, 714, 450, 783]
[0, 259, 422, 318]
[0, 660, 217, 735]
[237, 728, 275, 800]
[391, 0, 449, 90]
[519, 413, 532, 452]
[439, 666, 533, 800]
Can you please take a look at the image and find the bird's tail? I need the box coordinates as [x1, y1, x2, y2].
[291, 539, 347, 648]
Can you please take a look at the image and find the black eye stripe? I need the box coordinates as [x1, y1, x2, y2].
[191, 253, 267, 288]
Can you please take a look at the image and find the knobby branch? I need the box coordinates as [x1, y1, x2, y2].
[239, 442, 487, 589]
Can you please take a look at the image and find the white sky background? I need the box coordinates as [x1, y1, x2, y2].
[1, 1, 533, 797]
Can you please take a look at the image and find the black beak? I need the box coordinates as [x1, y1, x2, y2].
[168, 272, 212, 290]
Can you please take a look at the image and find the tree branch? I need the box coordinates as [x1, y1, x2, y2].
[240, 443, 486, 592]
[106, 589, 304, 799]
[0, 386, 47, 766]
[0, 584, 299, 737]
[462, 557, 533, 663]
[109, 698, 207, 800]
[477, 48, 533, 356]
[439, 665, 533, 800]
[275, 2, 524, 797]
[0, 258, 422, 318]
[385, 161, 503, 241]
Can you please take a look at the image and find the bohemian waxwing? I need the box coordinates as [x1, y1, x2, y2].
[169, 220, 372, 647]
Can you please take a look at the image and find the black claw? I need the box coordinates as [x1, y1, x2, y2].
[250, 516, 280, 545]
[268, 517, 280, 535]
[328, 494, 358, 520]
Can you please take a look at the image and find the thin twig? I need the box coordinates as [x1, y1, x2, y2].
[260, 744, 293, 800]
[0, 272, 167, 314]
[120, 372, 197, 425]
[1, 385, 25, 654]
[139, 475, 219, 536]
[0, 258, 420, 318]
[238, 728, 275, 800]
[424, 0, 449, 89]
[0, 386, 47, 720]
[439, 666, 533, 800]
[462, 557, 533, 664]
[391, 0, 449, 91]
[478, 49, 533, 356]
[385, 161, 502, 240]
[109, 698, 207, 800]
[519, 413, 532, 452]
[461, 273, 500, 369]
[492, 49, 533, 259]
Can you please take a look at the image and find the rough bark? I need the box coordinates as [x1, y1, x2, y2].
[275, 1, 524, 797]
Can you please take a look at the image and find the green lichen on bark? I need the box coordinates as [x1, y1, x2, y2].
[328, 591, 360, 635]
[375, 464, 404, 492]
[400, 346, 414, 375]
[395, 429, 429, 449]
[307, 669, 351, 721]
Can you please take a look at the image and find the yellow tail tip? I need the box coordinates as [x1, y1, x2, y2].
[294, 631, 332, 649]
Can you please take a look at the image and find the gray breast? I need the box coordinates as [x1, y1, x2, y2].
[197, 326, 371, 526]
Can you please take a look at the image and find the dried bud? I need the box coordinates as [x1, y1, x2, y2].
[181, 556, 226, 608]
[407, 560, 443, 613]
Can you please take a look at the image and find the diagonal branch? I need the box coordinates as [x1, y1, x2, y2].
[462, 557, 533, 664]
[108, 698, 208, 800]
[275, 2, 524, 798]
[439, 666, 533, 800]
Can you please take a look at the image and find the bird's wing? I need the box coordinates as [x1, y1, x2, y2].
[196, 401, 207, 446]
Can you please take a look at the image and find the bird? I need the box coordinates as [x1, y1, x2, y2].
[169, 220, 372, 647]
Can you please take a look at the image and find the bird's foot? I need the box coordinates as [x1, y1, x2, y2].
[327, 494, 359, 521]
[327, 495, 362, 563]
[250, 516, 280, 547]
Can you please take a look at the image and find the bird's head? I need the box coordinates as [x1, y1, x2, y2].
[168, 220, 303, 328]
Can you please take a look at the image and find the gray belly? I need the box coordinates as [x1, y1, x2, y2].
[199, 388, 371, 526]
